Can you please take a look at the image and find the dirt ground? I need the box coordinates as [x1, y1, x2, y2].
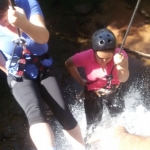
[106, 0, 150, 53]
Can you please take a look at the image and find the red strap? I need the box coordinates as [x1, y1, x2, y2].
[32, 57, 39, 63]
[16, 58, 26, 77]
[16, 71, 24, 76]
[22, 49, 31, 55]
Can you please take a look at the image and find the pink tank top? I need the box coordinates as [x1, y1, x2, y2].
[72, 48, 128, 91]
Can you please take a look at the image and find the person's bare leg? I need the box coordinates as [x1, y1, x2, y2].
[30, 123, 55, 150]
[63, 124, 85, 149]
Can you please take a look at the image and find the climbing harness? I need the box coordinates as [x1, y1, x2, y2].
[9, 37, 50, 82]
[84, 0, 142, 149]
[9, 38, 27, 79]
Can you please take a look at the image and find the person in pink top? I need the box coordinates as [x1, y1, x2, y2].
[65, 28, 129, 127]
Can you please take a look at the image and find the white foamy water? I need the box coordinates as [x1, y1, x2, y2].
[89, 85, 150, 150]
[49, 72, 150, 150]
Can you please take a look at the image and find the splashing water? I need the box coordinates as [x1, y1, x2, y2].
[90, 85, 150, 150]
[48, 58, 150, 150]
[47, 82, 150, 150]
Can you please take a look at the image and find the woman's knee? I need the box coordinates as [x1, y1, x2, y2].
[8, 76, 47, 126]
[26, 104, 47, 126]
[58, 113, 78, 130]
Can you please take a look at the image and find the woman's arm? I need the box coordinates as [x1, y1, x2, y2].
[88, 126, 150, 150]
[65, 57, 87, 87]
[118, 132, 150, 150]
[8, 6, 49, 44]
[0, 53, 8, 75]
[114, 53, 129, 82]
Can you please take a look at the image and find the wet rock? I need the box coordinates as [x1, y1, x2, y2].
[74, 3, 93, 15]
[52, 0, 62, 7]
[139, 8, 150, 19]
[0, 130, 3, 141]
[145, 19, 150, 24]
[138, 7, 150, 24]
[124, 0, 137, 8]
[125, 3, 134, 9]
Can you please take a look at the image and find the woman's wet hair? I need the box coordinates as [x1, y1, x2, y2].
[0, 0, 9, 19]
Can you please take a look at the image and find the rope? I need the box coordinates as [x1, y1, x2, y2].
[109, 0, 142, 75]
[119, 0, 141, 53]
[9, 0, 21, 37]
[8, 0, 25, 68]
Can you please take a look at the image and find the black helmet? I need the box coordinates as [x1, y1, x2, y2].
[92, 28, 116, 51]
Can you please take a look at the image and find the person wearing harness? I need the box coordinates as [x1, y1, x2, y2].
[65, 28, 129, 128]
[0, 0, 85, 150]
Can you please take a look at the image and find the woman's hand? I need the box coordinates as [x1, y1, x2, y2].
[8, 6, 49, 44]
[8, 6, 28, 29]
[0, 52, 8, 75]
[113, 53, 127, 68]
[98, 126, 128, 150]
[80, 78, 87, 87]
[88, 126, 127, 143]
[88, 126, 128, 150]
[113, 53, 129, 82]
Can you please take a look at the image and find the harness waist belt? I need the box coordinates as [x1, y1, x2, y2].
[9, 52, 50, 78]
[93, 84, 120, 97]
